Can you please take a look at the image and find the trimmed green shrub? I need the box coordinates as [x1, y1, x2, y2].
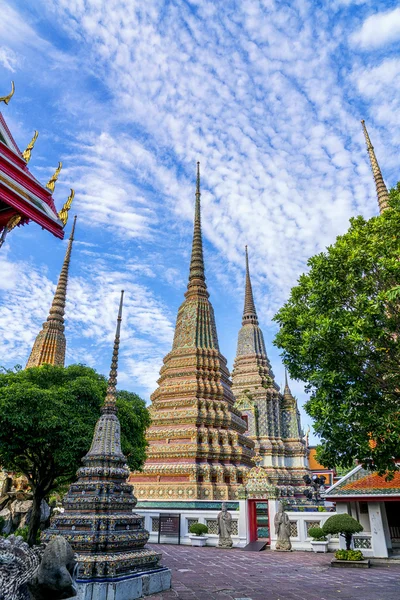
[322, 513, 363, 550]
[308, 527, 327, 541]
[189, 523, 208, 536]
[335, 549, 364, 561]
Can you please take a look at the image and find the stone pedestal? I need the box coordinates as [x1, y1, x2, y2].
[75, 567, 172, 600]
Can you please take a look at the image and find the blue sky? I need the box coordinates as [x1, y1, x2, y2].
[0, 0, 399, 443]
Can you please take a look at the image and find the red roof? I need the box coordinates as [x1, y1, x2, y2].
[0, 111, 64, 239]
[342, 471, 400, 492]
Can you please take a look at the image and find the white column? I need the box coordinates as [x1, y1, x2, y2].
[380, 502, 392, 551]
[368, 502, 389, 558]
[269, 500, 279, 550]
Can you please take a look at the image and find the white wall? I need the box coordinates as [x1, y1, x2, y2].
[269, 501, 339, 552]
[136, 501, 248, 548]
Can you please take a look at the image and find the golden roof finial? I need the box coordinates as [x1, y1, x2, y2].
[22, 130, 39, 163]
[0, 81, 15, 105]
[46, 161, 62, 193]
[58, 188, 75, 227]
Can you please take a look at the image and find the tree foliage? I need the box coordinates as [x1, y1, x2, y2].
[274, 189, 400, 475]
[0, 364, 150, 545]
[322, 514, 363, 536]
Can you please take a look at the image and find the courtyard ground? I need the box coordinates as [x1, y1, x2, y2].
[149, 544, 400, 600]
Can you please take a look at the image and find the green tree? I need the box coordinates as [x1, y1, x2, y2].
[0, 364, 150, 546]
[322, 514, 363, 550]
[274, 190, 400, 476]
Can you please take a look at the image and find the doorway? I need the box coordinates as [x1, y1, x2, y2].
[248, 500, 269, 543]
[385, 501, 400, 550]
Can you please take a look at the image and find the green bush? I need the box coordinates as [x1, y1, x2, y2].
[323, 514, 363, 550]
[189, 523, 208, 536]
[335, 549, 364, 561]
[322, 514, 363, 535]
[308, 527, 327, 541]
[317, 506, 326, 512]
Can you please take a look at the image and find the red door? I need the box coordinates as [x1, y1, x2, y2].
[248, 500, 269, 543]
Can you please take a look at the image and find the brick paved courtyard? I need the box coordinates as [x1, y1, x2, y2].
[149, 544, 400, 600]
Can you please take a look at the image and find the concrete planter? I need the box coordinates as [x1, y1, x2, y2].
[189, 535, 207, 547]
[311, 540, 329, 553]
[331, 559, 371, 569]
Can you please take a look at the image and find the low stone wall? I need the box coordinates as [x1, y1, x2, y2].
[269, 502, 339, 552]
[136, 500, 248, 548]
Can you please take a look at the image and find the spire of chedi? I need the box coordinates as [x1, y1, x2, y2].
[243, 245, 258, 325]
[43, 291, 167, 585]
[26, 215, 77, 368]
[361, 120, 390, 214]
[187, 161, 207, 294]
[172, 161, 218, 351]
[130, 163, 254, 502]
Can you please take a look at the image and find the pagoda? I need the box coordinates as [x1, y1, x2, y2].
[130, 163, 254, 502]
[361, 119, 390, 214]
[26, 216, 77, 368]
[231, 247, 308, 488]
[0, 81, 72, 248]
[43, 291, 171, 596]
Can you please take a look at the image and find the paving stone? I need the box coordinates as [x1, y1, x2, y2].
[149, 544, 400, 600]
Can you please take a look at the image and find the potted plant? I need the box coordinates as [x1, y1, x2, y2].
[322, 513, 363, 550]
[188, 523, 208, 546]
[308, 527, 329, 553]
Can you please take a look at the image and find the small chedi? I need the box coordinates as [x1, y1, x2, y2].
[43, 291, 171, 596]
[232, 248, 309, 489]
[130, 164, 254, 501]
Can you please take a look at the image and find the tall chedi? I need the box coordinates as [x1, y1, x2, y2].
[130, 164, 254, 502]
[44, 291, 171, 596]
[361, 120, 390, 214]
[231, 247, 308, 487]
[26, 216, 76, 368]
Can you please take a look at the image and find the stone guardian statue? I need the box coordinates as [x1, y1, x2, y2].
[217, 503, 233, 548]
[274, 501, 292, 551]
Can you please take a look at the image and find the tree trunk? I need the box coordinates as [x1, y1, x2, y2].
[27, 489, 44, 547]
[345, 532, 352, 551]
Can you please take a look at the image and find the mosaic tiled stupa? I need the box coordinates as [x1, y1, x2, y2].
[44, 291, 170, 592]
[26, 215, 77, 368]
[130, 164, 254, 501]
[232, 247, 308, 488]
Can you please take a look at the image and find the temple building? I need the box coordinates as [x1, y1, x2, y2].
[231, 247, 309, 488]
[130, 164, 254, 504]
[0, 81, 73, 249]
[43, 291, 171, 597]
[26, 216, 76, 368]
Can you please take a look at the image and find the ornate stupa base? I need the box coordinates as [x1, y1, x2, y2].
[74, 566, 172, 600]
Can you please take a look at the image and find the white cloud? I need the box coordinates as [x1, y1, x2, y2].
[351, 7, 400, 49]
[0, 247, 174, 395]
[1, 0, 394, 433]
[0, 46, 18, 72]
